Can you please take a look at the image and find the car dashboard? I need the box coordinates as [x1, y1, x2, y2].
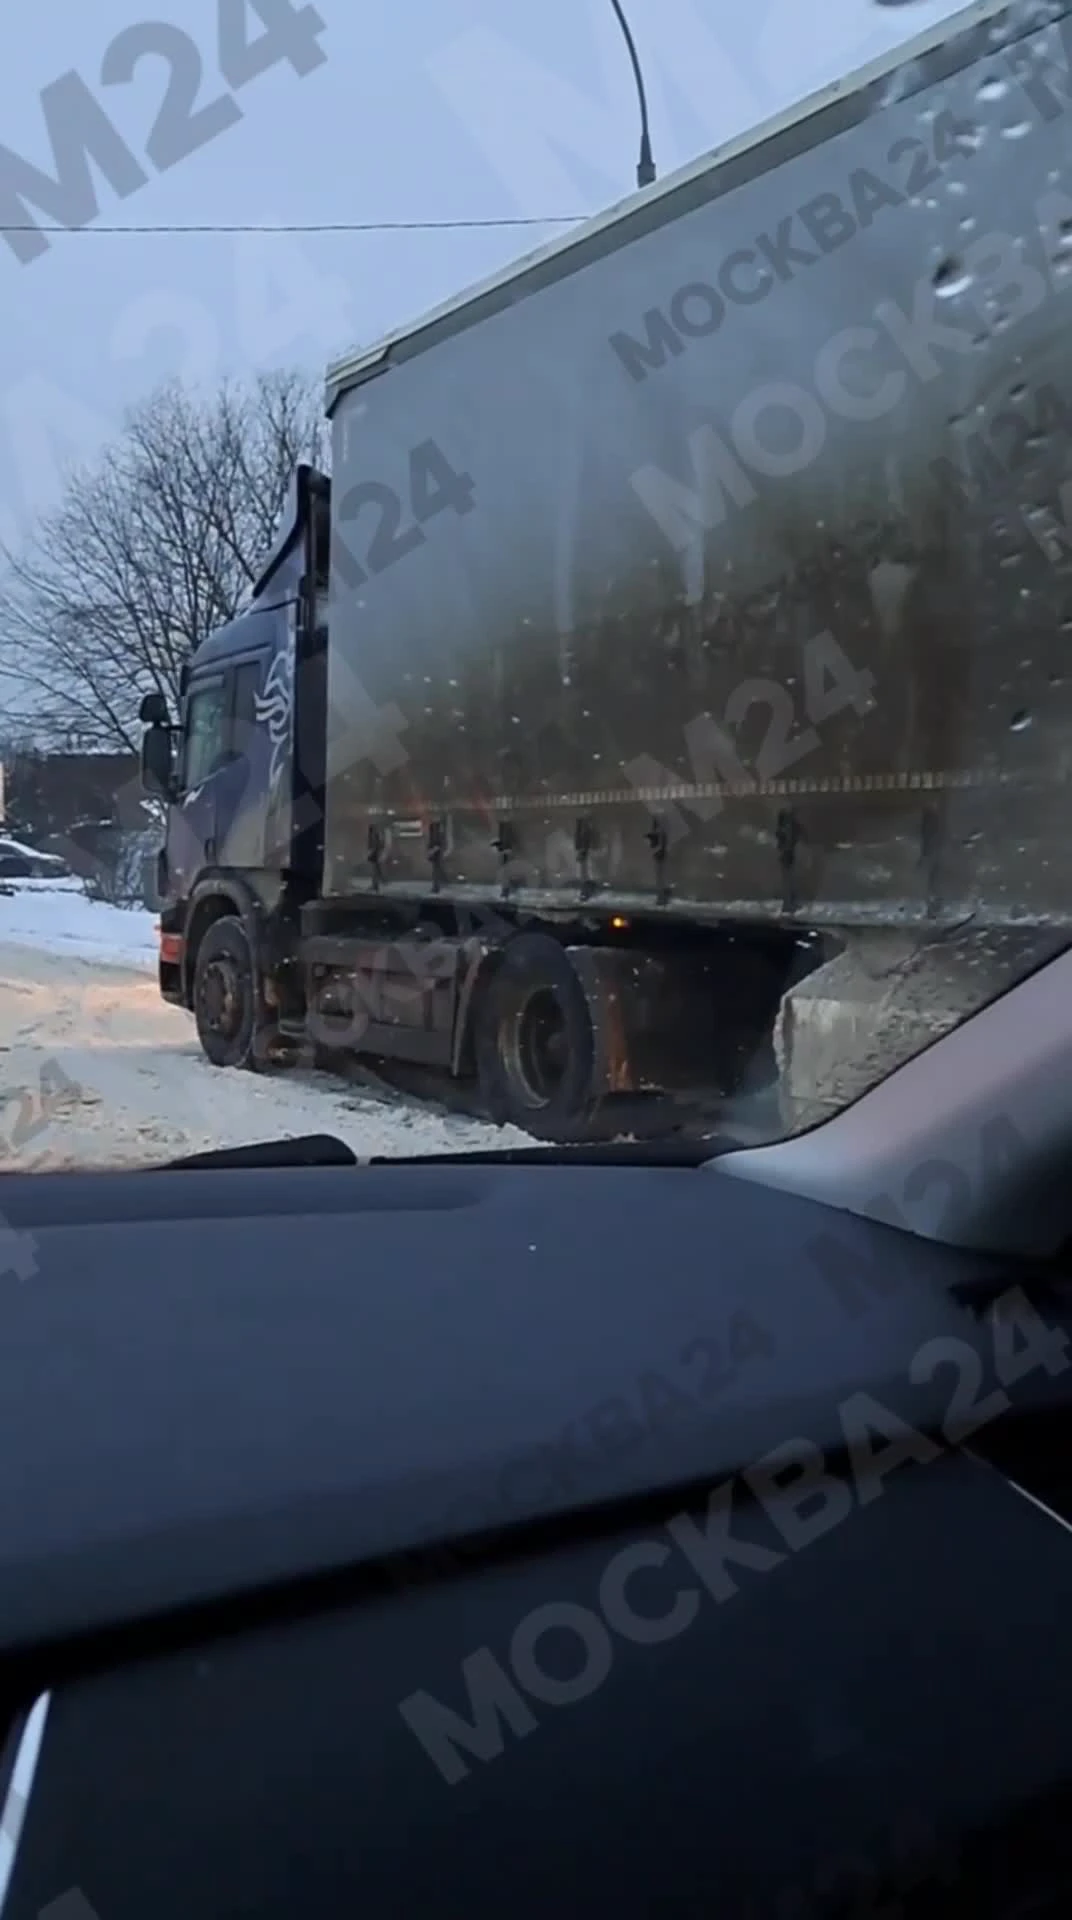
[0, 1145, 1070, 1916]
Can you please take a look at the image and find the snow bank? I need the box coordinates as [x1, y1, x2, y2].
[0, 879, 157, 972]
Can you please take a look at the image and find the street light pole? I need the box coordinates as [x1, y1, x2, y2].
[608, 0, 656, 187]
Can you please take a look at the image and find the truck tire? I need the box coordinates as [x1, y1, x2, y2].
[192, 915, 288, 1072]
[475, 933, 597, 1140]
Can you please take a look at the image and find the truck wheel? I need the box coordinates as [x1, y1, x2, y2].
[475, 933, 596, 1140]
[193, 915, 284, 1072]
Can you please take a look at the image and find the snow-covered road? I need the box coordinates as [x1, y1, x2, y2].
[0, 888, 532, 1168]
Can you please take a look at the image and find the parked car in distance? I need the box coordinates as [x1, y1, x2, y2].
[0, 835, 71, 881]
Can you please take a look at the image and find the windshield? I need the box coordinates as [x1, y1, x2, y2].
[0, 0, 1067, 1170]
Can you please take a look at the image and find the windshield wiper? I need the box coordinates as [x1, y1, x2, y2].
[166, 1135, 358, 1170]
[376, 1134, 756, 1165]
[163, 1133, 749, 1170]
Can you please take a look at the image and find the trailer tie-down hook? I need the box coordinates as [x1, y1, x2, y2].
[367, 822, 385, 893]
[776, 807, 801, 915]
[491, 820, 518, 898]
[574, 818, 597, 901]
[427, 818, 447, 893]
[920, 803, 942, 916]
[645, 818, 671, 906]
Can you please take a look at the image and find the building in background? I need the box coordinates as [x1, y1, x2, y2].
[0, 748, 156, 905]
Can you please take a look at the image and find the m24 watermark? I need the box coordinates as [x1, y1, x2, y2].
[0, 0, 327, 267]
[0, 1059, 81, 1159]
[623, 628, 876, 847]
[626, 222, 1057, 562]
[0, 1059, 83, 1279]
[398, 1281, 1068, 1784]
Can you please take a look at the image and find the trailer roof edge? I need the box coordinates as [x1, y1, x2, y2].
[323, 0, 1023, 416]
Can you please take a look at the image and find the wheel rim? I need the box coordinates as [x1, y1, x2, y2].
[502, 987, 569, 1108]
[198, 956, 245, 1042]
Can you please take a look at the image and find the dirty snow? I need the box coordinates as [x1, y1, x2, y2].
[0, 884, 533, 1168]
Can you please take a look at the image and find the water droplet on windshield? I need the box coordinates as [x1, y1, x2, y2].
[932, 257, 972, 296]
[978, 74, 1008, 100]
[1001, 119, 1033, 138]
[1010, 710, 1032, 731]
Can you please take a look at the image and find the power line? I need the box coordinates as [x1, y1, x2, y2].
[0, 214, 587, 237]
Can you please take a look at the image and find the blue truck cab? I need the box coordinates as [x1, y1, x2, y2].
[139, 464, 330, 1065]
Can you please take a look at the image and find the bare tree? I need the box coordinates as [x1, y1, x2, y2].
[0, 368, 326, 754]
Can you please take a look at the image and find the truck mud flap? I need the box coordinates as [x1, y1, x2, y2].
[565, 942, 787, 1099]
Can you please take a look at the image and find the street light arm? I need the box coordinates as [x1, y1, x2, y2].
[608, 0, 655, 187]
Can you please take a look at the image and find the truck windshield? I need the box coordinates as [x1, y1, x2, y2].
[1, 0, 1068, 1172]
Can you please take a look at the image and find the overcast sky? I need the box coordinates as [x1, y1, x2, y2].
[0, 0, 961, 576]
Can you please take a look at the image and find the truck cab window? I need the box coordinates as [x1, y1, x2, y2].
[183, 682, 228, 789]
[230, 661, 264, 761]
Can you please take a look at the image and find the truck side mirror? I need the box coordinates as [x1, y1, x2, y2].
[140, 725, 175, 800]
[139, 691, 171, 726]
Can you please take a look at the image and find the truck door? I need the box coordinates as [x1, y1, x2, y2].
[214, 655, 270, 871]
[166, 672, 229, 894]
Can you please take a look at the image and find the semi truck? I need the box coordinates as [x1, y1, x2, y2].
[141, 0, 1072, 1140]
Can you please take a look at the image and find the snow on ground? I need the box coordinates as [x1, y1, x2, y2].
[0, 884, 533, 1168]
[0, 878, 158, 972]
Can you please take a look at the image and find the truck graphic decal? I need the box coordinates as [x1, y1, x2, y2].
[254, 639, 294, 795]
